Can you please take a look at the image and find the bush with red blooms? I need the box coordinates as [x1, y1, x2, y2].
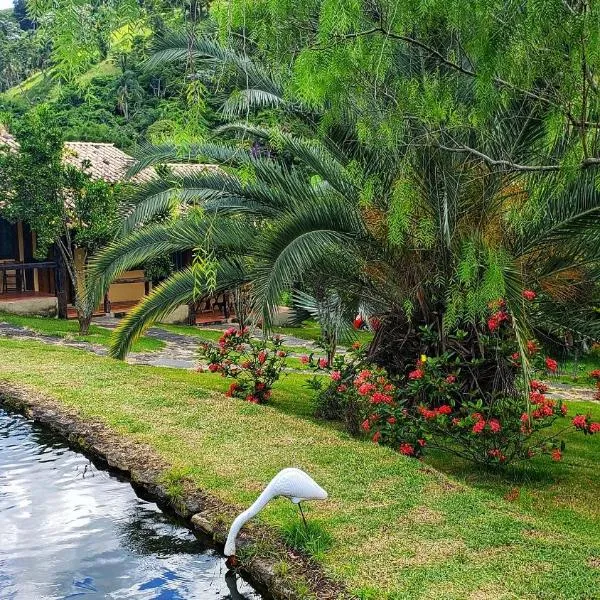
[198, 327, 287, 403]
[590, 370, 600, 401]
[360, 354, 575, 465]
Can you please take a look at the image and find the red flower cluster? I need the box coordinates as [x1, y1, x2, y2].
[530, 380, 549, 393]
[399, 443, 415, 456]
[522, 289, 537, 301]
[526, 340, 539, 355]
[418, 404, 452, 420]
[353, 315, 364, 329]
[408, 369, 424, 380]
[471, 413, 502, 435]
[572, 414, 600, 433]
[488, 308, 509, 332]
[589, 369, 600, 380]
[545, 357, 558, 372]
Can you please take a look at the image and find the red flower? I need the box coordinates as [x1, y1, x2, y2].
[529, 390, 546, 405]
[417, 438, 426, 447]
[488, 419, 502, 433]
[510, 352, 521, 362]
[387, 416, 396, 425]
[300, 355, 309, 365]
[246, 395, 259, 404]
[360, 419, 371, 432]
[526, 340, 539, 355]
[399, 443, 415, 456]
[589, 369, 600, 380]
[353, 315, 364, 329]
[560, 404, 568, 416]
[530, 380, 548, 393]
[330, 370, 342, 381]
[522, 289, 537, 301]
[358, 382, 376, 396]
[572, 414, 588, 430]
[208, 363, 220, 372]
[408, 369, 424, 380]
[370, 317, 381, 330]
[277, 350, 287, 358]
[337, 384, 348, 393]
[418, 406, 438, 420]
[372, 431, 381, 443]
[445, 375, 456, 384]
[351, 341, 361, 350]
[589, 422, 600, 434]
[472, 420, 486, 434]
[437, 404, 452, 415]
[545, 357, 558, 372]
[371, 392, 394, 405]
[551, 448, 562, 461]
[257, 350, 268, 364]
[487, 316, 499, 332]
[318, 357, 329, 369]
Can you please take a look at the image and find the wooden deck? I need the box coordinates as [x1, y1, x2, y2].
[0, 291, 55, 301]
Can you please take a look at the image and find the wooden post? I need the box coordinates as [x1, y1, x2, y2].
[32, 232, 39, 292]
[54, 245, 68, 319]
[16, 221, 24, 292]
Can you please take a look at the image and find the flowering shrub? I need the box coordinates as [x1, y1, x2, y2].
[198, 327, 287, 403]
[361, 354, 574, 465]
[306, 343, 369, 432]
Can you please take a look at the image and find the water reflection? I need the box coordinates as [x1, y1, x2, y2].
[0, 409, 263, 600]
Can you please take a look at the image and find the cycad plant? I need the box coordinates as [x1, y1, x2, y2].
[87, 34, 600, 395]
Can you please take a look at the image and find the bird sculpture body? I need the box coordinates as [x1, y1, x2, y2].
[224, 468, 328, 564]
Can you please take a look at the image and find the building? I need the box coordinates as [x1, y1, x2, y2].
[0, 128, 228, 322]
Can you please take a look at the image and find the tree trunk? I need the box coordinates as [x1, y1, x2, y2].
[78, 312, 93, 336]
[73, 247, 91, 335]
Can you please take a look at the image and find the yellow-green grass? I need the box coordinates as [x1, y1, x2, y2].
[0, 313, 164, 353]
[0, 338, 598, 599]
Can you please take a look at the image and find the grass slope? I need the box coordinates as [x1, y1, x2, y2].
[0, 313, 164, 353]
[0, 338, 598, 599]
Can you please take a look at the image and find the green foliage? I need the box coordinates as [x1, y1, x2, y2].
[0, 105, 117, 257]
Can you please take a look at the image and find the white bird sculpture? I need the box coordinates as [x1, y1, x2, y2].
[224, 468, 328, 566]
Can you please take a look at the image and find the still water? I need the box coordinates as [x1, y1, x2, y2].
[0, 408, 264, 600]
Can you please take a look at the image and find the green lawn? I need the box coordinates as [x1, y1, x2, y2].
[273, 319, 374, 347]
[554, 355, 600, 388]
[0, 313, 164, 353]
[156, 323, 225, 342]
[0, 337, 598, 599]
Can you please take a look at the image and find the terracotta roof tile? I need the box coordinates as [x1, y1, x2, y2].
[0, 129, 216, 183]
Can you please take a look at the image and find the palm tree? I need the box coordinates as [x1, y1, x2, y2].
[87, 35, 600, 389]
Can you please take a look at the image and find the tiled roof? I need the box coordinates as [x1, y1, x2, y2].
[0, 129, 215, 183]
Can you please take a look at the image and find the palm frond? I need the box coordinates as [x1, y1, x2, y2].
[110, 261, 248, 359]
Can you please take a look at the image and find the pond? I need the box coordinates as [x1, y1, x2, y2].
[0, 408, 264, 600]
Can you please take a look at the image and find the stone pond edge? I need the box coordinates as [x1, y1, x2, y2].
[0, 380, 351, 600]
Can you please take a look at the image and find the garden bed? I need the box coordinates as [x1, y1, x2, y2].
[0, 338, 599, 599]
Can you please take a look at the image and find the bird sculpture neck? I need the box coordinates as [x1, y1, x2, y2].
[224, 487, 273, 557]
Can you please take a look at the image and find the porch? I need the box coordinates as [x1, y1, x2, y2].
[0, 260, 59, 316]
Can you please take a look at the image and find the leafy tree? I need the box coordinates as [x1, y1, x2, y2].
[213, 0, 600, 174]
[0, 105, 118, 333]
